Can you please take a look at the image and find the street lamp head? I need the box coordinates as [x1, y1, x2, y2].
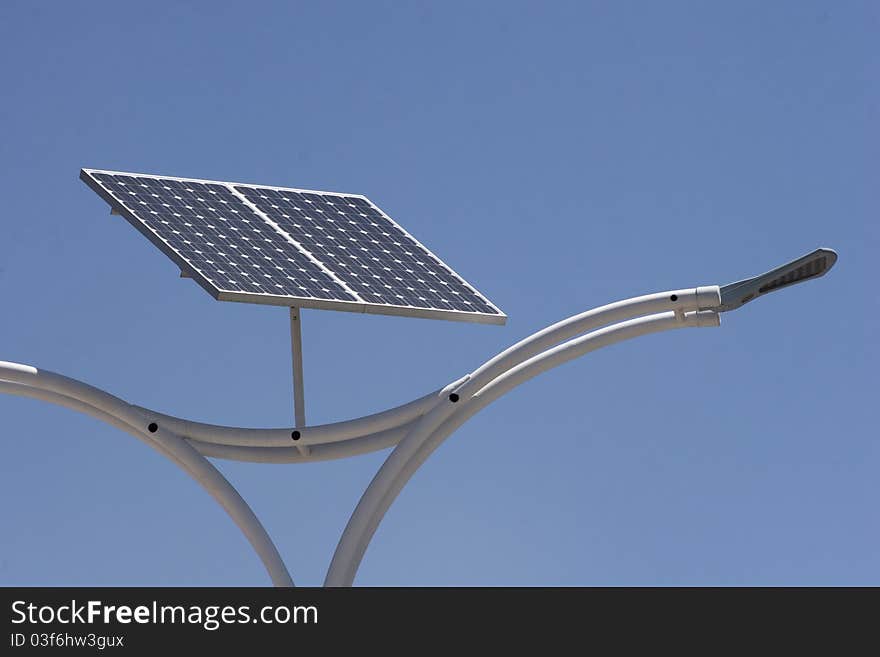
[717, 247, 838, 313]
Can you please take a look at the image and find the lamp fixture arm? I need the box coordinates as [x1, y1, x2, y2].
[324, 304, 721, 586]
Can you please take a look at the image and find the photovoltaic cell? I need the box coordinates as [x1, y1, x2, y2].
[80, 169, 505, 324]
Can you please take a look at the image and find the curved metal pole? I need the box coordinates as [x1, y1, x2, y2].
[458, 286, 720, 395]
[188, 424, 412, 464]
[135, 375, 468, 448]
[0, 366, 294, 587]
[129, 288, 717, 450]
[324, 287, 721, 586]
[0, 381, 173, 451]
[0, 371, 423, 465]
[325, 309, 720, 586]
[1, 246, 836, 589]
[1, 287, 722, 588]
[352, 310, 722, 587]
[324, 287, 721, 582]
[1, 289, 717, 452]
[179, 287, 717, 461]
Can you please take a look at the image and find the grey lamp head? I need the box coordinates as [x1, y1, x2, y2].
[718, 247, 838, 313]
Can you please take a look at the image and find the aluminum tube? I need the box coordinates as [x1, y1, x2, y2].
[0, 362, 150, 429]
[0, 373, 413, 464]
[325, 310, 719, 586]
[189, 423, 411, 463]
[0, 366, 294, 587]
[321, 289, 720, 583]
[0, 380, 170, 453]
[133, 375, 469, 448]
[290, 307, 306, 428]
[124, 289, 719, 450]
[458, 287, 720, 396]
[143, 426, 294, 587]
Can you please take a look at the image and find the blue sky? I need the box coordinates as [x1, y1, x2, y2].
[1, 1, 876, 586]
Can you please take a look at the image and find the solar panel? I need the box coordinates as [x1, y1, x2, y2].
[80, 169, 506, 325]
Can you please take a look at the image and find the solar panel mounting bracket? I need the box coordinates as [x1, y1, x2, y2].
[289, 306, 308, 455]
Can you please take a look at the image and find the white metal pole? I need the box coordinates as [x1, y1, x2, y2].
[0, 363, 295, 587]
[290, 307, 310, 458]
[136, 375, 469, 448]
[290, 306, 306, 427]
[323, 288, 722, 585]
[324, 309, 720, 586]
[0, 248, 835, 588]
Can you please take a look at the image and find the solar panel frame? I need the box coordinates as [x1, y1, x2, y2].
[80, 169, 507, 325]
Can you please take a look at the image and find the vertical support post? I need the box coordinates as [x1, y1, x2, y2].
[289, 307, 309, 457]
